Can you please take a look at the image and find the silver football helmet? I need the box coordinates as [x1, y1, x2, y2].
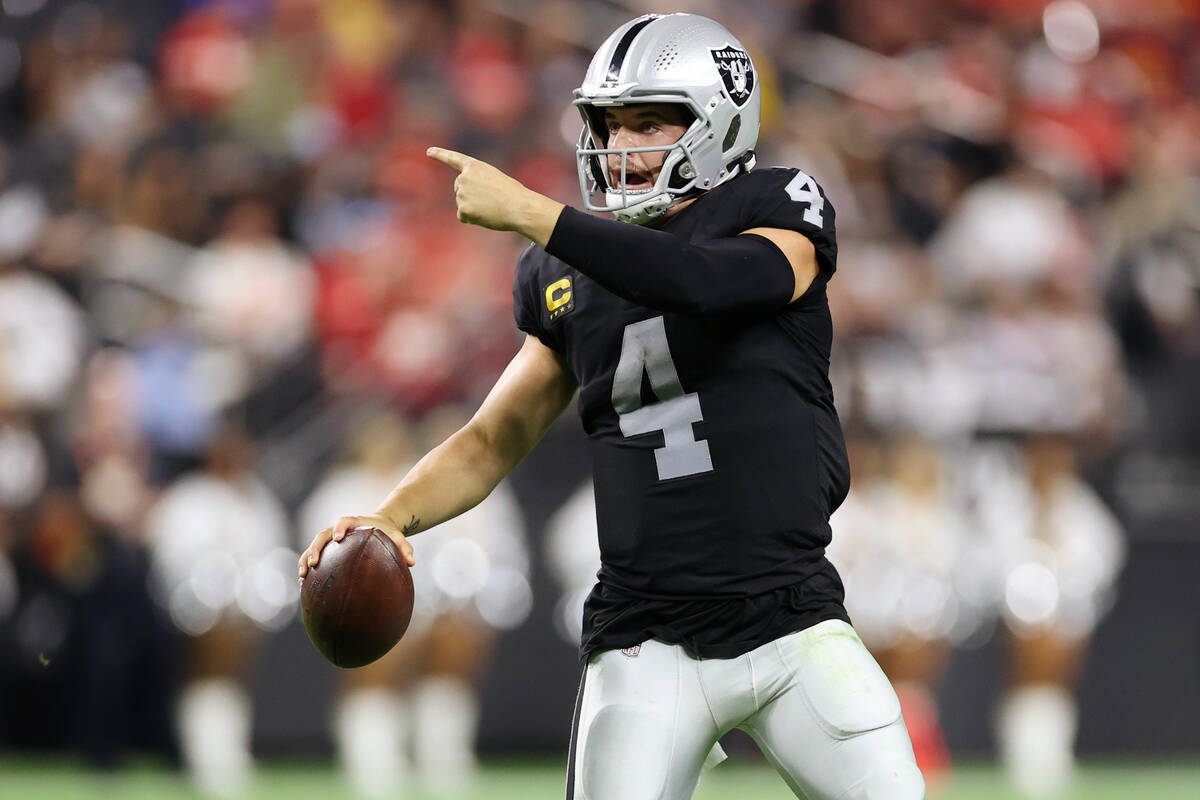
[574, 13, 761, 225]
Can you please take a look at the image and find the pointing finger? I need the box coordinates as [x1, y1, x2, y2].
[426, 146, 473, 171]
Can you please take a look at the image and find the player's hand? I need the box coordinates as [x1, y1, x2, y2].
[426, 146, 563, 246]
[297, 514, 416, 580]
[426, 146, 530, 231]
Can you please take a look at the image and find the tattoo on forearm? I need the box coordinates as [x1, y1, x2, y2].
[402, 515, 420, 535]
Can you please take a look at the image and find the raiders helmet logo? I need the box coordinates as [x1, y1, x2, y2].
[710, 45, 755, 108]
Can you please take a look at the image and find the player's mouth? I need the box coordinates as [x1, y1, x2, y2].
[609, 168, 653, 190]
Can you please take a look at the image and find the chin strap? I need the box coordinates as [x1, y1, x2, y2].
[609, 191, 674, 225]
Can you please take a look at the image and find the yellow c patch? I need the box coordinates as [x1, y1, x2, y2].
[544, 278, 574, 321]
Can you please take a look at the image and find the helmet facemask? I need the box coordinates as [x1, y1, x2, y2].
[574, 100, 708, 226]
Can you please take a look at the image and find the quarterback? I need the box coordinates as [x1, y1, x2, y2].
[300, 12, 923, 800]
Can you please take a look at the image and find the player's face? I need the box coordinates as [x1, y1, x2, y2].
[602, 104, 691, 190]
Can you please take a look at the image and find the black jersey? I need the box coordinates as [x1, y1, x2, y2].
[513, 167, 852, 659]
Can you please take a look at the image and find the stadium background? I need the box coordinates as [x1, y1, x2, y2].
[0, 0, 1197, 797]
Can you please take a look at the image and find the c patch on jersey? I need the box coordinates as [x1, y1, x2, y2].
[544, 277, 575, 322]
[710, 45, 754, 108]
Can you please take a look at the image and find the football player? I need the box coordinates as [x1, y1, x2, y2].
[300, 13, 923, 800]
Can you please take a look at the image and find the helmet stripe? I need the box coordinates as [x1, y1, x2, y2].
[605, 15, 659, 84]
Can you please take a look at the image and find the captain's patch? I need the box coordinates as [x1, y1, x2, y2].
[544, 277, 575, 322]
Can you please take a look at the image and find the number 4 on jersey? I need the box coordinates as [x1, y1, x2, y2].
[784, 170, 825, 227]
[611, 316, 713, 481]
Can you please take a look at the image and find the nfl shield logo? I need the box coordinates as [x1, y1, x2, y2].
[621, 645, 641, 657]
[710, 45, 755, 108]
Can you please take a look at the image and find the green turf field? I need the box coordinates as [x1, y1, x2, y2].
[1, 759, 1199, 800]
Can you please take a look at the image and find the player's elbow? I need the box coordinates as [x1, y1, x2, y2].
[669, 288, 720, 317]
[462, 414, 532, 481]
[672, 245, 795, 316]
[670, 284, 786, 318]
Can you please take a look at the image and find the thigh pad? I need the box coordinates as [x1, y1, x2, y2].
[581, 704, 673, 800]
[781, 621, 902, 739]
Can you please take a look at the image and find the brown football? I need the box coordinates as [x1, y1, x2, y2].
[300, 527, 414, 668]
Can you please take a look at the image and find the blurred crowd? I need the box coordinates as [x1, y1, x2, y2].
[0, 0, 1197, 796]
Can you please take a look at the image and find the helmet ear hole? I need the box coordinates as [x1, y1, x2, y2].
[723, 115, 741, 153]
[668, 158, 697, 190]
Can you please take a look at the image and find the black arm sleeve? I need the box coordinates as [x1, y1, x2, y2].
[544, 206, 795, 317]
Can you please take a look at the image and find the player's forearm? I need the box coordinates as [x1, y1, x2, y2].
[545, 206, 794, 315]
[372, 342, 575, 534]
[372, 422, 516, 537]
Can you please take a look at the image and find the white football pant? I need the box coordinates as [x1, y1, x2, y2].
[567, 619, 924, 800]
